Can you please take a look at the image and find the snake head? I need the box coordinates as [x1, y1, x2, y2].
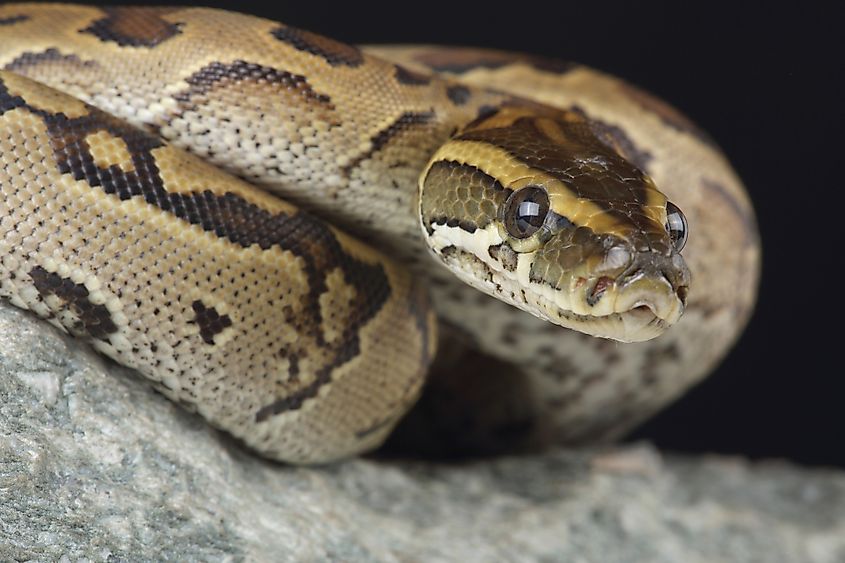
[419, 104, 691, 342]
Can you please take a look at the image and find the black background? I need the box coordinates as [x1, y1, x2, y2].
[75, 1, 842, 467]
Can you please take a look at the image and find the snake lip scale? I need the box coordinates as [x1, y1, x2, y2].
[0, 4, 760, 464]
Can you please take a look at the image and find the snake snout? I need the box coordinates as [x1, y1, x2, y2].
[618, 250, 690, 293]
[612, 250, 690, 323]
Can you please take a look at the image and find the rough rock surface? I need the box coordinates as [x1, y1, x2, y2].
[1, 302, 844, 562]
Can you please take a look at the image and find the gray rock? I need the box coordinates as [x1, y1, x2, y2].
[1, 301, 844, 562]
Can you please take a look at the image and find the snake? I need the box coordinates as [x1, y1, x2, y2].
[0, 4, 760, 464]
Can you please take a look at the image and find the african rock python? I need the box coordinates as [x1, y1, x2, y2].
[0, 5, 760, 463]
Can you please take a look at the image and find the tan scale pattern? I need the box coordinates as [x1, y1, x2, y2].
[0, 7, 760, 456]
[368, 45, 760, 447]
[0, 71, 434, 464]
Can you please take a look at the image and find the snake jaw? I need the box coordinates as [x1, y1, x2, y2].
[547, 246, 689, 342]
[425, 220, 689, 343]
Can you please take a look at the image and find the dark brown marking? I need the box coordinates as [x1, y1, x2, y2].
[270, 25, 364, 67]
[4, 48, 98, 73]
[343, 110, 436, 175]
[176, 60, 333, 109]
[394, 65, 431, 86]
[569, 105, 654, 172]
[446, 84, 471, 105]
[29, 266, 118, 340]
[432, 217, 479, 233]
[465, 105, 501, 130]
[488, 244, 518, 272]
[190, 300, 233, 345]
[368, 110, 435, 152]
[0, 77, 26, 115]
[81, 7, 182, 48]
[0, 14, 28, 26]
[526, 56, 579, 74]
[7, 88, 392, 416]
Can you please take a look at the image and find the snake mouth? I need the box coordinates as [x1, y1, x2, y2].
[434, 242, 687, 342]
[534, 259, 689, 342]
[545, 286, 684, 343]
[431, 243, 688, 343]
[424, 222, 690, 343]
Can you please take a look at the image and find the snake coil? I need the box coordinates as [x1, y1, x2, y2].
[0, 4, 759, 463]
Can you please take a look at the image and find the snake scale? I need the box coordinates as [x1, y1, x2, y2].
[0, 4, 760, 464]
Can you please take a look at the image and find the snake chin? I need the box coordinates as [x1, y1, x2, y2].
[542, 294, 679, 343]
[501, 274, 682, 343]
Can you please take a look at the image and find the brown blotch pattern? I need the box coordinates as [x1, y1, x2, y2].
[488, 244, 518, 272]
[4, 48, 98, 73]
[82, 7, 183, 47]
[29, 266, 118, 340]
[175, 60, 333, 109]
[343, 110, 436, 174]
[446, 84, 471, 106]
[0, 79, 25, 114]
[462, 105, 501, 131]
[270, 25, 364, 67]
[0, 14, 28, 26]
[394, 64, 431, 86]
[0, 82, 395, 419]
[191, 300, 233, 345]
[526, 55, 578, 75]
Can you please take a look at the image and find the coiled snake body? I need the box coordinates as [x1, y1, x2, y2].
[0, 4, 760, 463]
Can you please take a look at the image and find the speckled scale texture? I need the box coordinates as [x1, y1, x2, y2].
[0, 5, 760, 458]
[369, 46, 760, 449]
[0, 70, 434, 464]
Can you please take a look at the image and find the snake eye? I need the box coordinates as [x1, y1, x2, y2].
[665, 201, 688, 252]
[503, 186, 550, 239]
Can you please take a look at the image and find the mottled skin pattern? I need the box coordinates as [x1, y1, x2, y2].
[0, 70, 434, 464]
[373, 46, 759, 448]
[0, 5, 759, 461]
